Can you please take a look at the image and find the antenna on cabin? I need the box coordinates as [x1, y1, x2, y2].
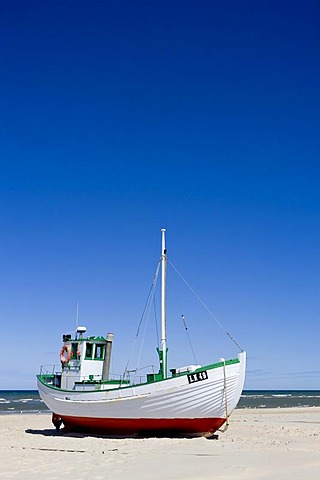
[76, 326, 87, 339]
[76, 302, 79, 329]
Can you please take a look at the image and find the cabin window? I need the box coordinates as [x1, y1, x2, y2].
[71, 343, 79, 359]
[85, 343, 93, 359]
[94, 344, 105, 360]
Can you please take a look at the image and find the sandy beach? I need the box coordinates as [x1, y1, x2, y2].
[1, 408, 319, 479]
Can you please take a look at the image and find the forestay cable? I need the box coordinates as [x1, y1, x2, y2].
[169, 260, 243, 352]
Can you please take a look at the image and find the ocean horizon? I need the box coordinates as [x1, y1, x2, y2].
[1, 390, 320, 414]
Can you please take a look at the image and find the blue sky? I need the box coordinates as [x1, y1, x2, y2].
[0, 0, 319, 390]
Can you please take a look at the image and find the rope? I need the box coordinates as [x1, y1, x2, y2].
[219, 358, 230, 432]
[181, 314, 198, 365]
[153, 292, 159, 348]
[169, 260, 243, 352]
[172, 287, 199, 364]
[121, 260, 161, 384]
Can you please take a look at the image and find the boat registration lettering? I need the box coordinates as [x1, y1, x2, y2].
[187, 370, 208, 384]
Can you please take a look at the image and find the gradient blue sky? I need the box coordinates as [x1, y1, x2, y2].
[0, 0, 319, 390]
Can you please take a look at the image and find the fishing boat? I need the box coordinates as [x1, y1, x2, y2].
[37, 229, 246, 437]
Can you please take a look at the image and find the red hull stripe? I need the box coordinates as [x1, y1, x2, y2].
[58, 415, 226, 436]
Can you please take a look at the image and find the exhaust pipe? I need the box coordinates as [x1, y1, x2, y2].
[102, 333, 114, 381]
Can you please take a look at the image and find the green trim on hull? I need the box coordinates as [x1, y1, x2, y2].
[37, 356, 240, 393]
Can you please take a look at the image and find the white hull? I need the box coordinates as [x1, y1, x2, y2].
[37, 352, 246, 436]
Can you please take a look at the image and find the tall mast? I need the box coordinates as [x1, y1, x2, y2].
[160, 228, 167, 379]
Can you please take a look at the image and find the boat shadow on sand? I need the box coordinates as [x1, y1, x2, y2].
[25, 428, 219, 440]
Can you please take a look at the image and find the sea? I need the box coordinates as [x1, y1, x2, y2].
[1, 390, 320, 414]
